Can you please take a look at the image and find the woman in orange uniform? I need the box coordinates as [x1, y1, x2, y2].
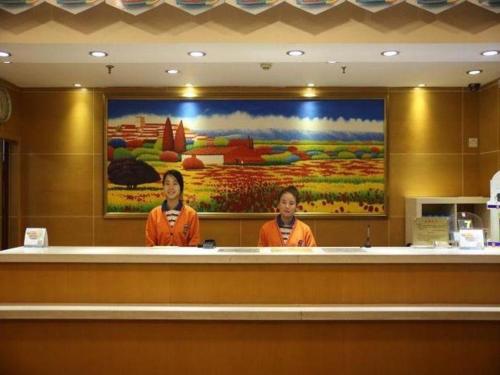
[258, 185, 317, 247]
[146, 169, 200, 246]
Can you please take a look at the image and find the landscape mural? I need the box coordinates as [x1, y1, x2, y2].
[106, 98, 385, 215]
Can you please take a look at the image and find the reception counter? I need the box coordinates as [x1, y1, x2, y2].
[2, 245, 500, 263]
[1, 246, 500, 374]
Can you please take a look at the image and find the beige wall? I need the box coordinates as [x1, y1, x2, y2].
[14, 86, 484, 247]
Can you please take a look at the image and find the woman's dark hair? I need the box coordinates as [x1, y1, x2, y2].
[163, 169, 184, 193]
[278, 185, 299, 205]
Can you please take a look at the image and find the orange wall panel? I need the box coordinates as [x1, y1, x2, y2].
[14, 87, 485, 246]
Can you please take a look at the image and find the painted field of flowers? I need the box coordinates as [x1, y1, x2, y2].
[106, 99, 386, 215]
[107, 157, 384, 214]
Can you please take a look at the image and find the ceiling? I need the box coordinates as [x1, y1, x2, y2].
[1, 42, 499, 88]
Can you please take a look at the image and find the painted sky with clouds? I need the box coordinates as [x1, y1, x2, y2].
[108, 99, 384, 135]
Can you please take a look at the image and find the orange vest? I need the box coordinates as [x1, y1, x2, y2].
[145, 204, 200, 246]
[258, 218, 317, 247]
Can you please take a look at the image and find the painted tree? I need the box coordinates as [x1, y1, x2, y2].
[108, 159, 160, 189]
[182, 155, 204, 170]
[162, 117, 175, 151]
[174, 120, 187, 153]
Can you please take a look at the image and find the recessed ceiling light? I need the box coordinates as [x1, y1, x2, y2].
[481, 50, 499, 57]
[74, 83, 82, 88]
[188, 51, 206, 58]
[418, 83, 426, 87]
[467, 69, 483, 75]
[166, 69, 180, 74]
[327, 60, 337, 64]
[381, 50, 399, 57]
[307, 83, 315, 87]
[2, 61, 11, 64]
[89, 51, 108, 58]
[287, 50, 305, 57]
[0, 51, 11, 58]
[185, 83, 193, 87]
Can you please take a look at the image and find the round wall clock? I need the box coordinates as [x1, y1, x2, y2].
[0, 86, 12, 123]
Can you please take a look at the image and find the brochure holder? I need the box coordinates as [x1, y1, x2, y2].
[24, 228, 49, 248]
[458, 229, 484, 250]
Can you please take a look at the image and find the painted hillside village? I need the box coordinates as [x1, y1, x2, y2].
[108, 116, 270, 166]
[106, 111, 385, 214]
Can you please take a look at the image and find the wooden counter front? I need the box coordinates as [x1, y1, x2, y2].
[1, 246, 499, 374]
[1, 246, 500, 304]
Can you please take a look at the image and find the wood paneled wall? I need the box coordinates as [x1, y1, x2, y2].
[11, 87, 486, 246]
[479, 81, 500, 196]
[0, 83, 22, 247]
[1, 320, 500, 375]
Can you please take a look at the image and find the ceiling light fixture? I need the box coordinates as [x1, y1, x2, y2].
[307, 83, 315, 87]
[2, 61, 11, 64]
[327, 60, 337, 64]
[166, 69, 180, 74]
[481, 50, 499, 57]
[74, 83, 82, 88]
[467, 69, 483, 75]
[417, 83, 426, 87]
[0, 51, 11, 58]
[286, 50, 305, 57]
[185, 83, 193, 87]
[381, 50, 399, 57]
[188, 51, 206, 58]
[89, 51, 108, 58]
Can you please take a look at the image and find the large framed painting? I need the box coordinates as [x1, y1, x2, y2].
[105, 97, 386, 217]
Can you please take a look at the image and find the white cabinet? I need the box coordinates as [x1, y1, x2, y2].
[405, 197, 489, 245]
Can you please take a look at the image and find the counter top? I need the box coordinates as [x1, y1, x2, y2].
[1, 303, 499, 320]
[1, 246, 500, 264]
